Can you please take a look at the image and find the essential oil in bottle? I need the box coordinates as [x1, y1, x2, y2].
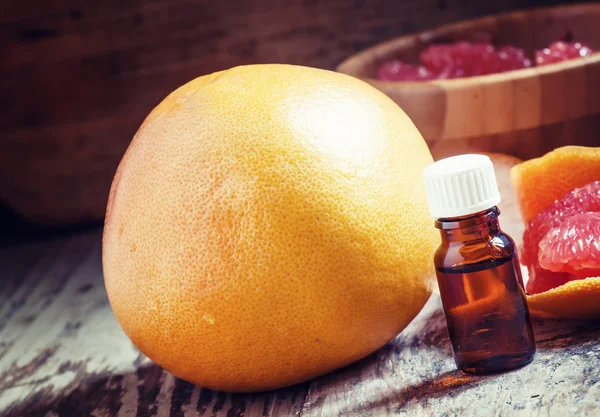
[423, 154, 536, 374]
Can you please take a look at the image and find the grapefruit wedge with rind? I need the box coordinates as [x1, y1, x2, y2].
[509, 146, 600, 319]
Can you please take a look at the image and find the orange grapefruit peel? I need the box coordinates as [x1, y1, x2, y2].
[526, 277, 600, 319]
[510, 146, 600, 223]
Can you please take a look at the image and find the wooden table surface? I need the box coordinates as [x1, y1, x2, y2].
[1, 228, 599, 417]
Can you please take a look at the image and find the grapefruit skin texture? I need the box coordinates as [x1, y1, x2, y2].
[103, 64, 438, 392]
[527, 277, 600, 319]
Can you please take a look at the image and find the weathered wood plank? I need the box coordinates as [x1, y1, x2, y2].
[0, 229, 599, 416]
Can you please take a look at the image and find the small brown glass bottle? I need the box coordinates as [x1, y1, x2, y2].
[423, 154, 536, 375]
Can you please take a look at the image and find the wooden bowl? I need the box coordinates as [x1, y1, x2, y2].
[337, 3, 600, 160]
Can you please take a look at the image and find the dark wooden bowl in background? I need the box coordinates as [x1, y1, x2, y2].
[337, 3, 600, 160]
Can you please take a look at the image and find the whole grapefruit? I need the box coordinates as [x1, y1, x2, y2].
[103, 64, 437, 392]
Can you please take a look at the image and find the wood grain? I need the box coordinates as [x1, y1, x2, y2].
[336, 3, 600, 159]
[1, 228, 599, 416]
[428, 112, 600, 161]
[0, 0, 585, 226]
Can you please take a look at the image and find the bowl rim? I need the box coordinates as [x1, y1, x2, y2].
[336, 2, 600, 88]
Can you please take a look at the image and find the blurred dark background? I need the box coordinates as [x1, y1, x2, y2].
[0, 0, 593, 242]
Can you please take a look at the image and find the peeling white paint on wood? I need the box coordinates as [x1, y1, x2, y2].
[116, 373, 139, 417]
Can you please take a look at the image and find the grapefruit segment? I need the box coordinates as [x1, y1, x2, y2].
[538, 212, 600, 278]
[526, 264, 572, 297]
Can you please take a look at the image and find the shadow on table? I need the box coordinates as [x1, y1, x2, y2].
[340, 370, 486, 415]
[2, 362, 309, 417]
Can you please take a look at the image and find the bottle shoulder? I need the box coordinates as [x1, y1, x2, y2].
[435, 230, 516, 269]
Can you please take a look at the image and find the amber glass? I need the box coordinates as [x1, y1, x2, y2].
[434, 206, 536, 374]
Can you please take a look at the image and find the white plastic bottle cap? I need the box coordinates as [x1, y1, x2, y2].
[423, 154, 501, 218]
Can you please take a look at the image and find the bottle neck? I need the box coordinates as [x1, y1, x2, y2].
[436, 207, 501, 244]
